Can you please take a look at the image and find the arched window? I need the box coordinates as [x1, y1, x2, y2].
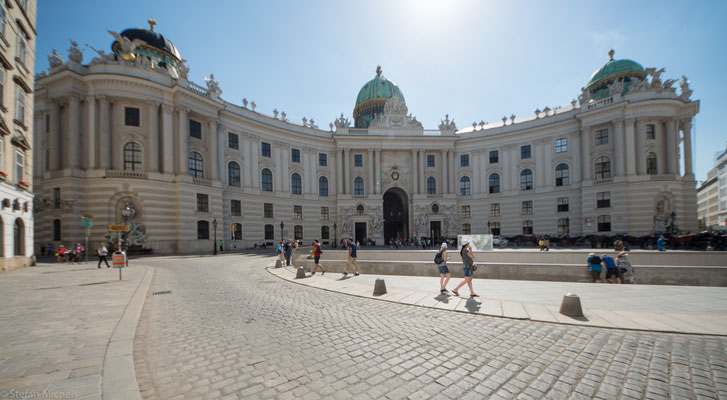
[321, 226, 330, 240]
[231, 223, 242, 240]
[261, 168, 273, 191]
[646, 153, 658, 175]
[188, 152, 203, 178]
[264, 224, 274, 240]
[197, 220, 209, 239]
[123, 142, 142, 171]
[489, 173, 500, 194]
[595, 156, 611, 180]
[555, 164, 569, 186]
[228, 161, 241, 187]
[353, 177, 364, 196]
[357, 204, 365, 214]
[52, 219, 61, 241]
[13, 218, 24, 255]
[459, 176, 471, 196]
[597, 215, 611, 232]
[520, 169, 533, 190]
[426, 177, 436, 195]
[319, 176, 328, 197]
[291, 173, 302, 194]
[294, 225, 303, 240]
[462, 223, 471, 235]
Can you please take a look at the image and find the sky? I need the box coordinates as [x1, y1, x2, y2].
[35, 0, 726, 183]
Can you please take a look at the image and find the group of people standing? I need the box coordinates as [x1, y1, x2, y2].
[276, 239, 300, 266]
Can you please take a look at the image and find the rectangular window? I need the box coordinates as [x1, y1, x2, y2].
[53, 219, 62, 241]
[17, 34, 27, 65]
[261, 142, 271, 157]
[189, 119, 202, 139]
[354, 154, 363, 167]
[197, 221, 210, 240]
[555, 138, 567, 153]
[521, 145, 531, 159]
[489, 150, 499, 164]
[53, 188, 61, 208]
[595, 129, 609, 145]
[427, 154, 435, 168]
[15, 151, 25, 183]
[321, 207, 329, 220]
[264, 203, 274, 218]
[558, 218, 570, 236]
[462, 223, 471, 235]
[292, 149, 301, 163]
[490, 203, 500, 217]
[597, 192, 610, 208]
[521, 200, 533, 215]
[294, 205, 303, 219]
[319, 153, 327, 166]
[557, 197, 569, 212]
[646, 124, 655, 140]
[125, 107, 140, 126]
[0, 3, 6, 38]
[597, 215, 612, 232]
[264, 224, 274, 240]
[461, 205, 471, 218]
[196, 193, 209, 212]
[228, 132, 239, 149]
[522, 220, 533, 235]
[491, 222, 501, 236]
[15, 87, 25, 124]
[0, 68, 5, 106]
[0, 139, 3, 172]
[231, 199, 242, 216]
[460, 154, 469, 167]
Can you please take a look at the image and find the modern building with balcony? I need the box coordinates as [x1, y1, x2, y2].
[33, 21, 699, 254]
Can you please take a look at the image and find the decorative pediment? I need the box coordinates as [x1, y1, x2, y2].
[368, 94, 423, 130]
[11, 134, 30, 150]
[0, 117, 9, 136]
[13, 75, 32, 94]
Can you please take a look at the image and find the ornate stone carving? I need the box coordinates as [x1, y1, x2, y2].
[628, 77, 646, 93]
[609, 79, 624, 96]
[441, 204, 459, 236]
[242, 98, 248, 108]
[679, 75, 692, 101]
[178, 59, 190, 79]
[273, 109, 279, 119]
[251, 101, 256, 111]
[438, 114, 456, 130]
[368, 94, 423, 129]
[67, 40, 83, 63]
[107, 30, 138, 60]
[48, 49, 64, 68]
[334, 113, 350, 128]
[646, 67, 665, 88]
[205, 74, 221, 96]
[578, 87, 591, 105]
[663, 79, 677, 90]
[281, 111, 286, 121]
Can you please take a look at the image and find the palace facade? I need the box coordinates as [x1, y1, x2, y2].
[33, 21, 699, 254]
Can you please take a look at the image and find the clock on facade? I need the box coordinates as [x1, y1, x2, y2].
[391, 171, 399, 180]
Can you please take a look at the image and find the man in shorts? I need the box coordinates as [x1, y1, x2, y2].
[602, 254, 621, 284]
[343, 237, 359, 276]
[312, 239, 325, 275]
[587, 252, 602, 283]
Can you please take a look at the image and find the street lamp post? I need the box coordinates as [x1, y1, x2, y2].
[213, 218, 218, 255]
[333, 223, 337, 248]
[487, 221, 491, 235]
[280, 221, 285, 242]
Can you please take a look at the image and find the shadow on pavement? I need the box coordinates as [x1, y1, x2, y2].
[464, 298, 481, 313]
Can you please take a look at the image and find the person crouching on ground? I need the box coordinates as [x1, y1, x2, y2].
[312, 239, 325, 275]
[453, 242, 478, 297]
[436, 242, 451, 294]
[587, 252, 602, 283]
[602, 253, 621, 284]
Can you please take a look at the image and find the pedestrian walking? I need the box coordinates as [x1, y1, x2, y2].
[657, 235, 666, 251]
[343, 237, 359, 276]
[587, 252, 602, 283]
[276, 241, 284, 262]
[311, 239, 325, 275]
[434, 243, 451, 294]
[56, 244, 67, 263]
[452, 242, 478, 297]
[617, 252, 634, 283]
[602, 254, 621, 284]
[219, 239, 224, 253]
[284, 240, 292, 266]
[97, 243, 110, 268]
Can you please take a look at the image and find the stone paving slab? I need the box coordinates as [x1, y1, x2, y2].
[269, 264, 727, 335]
[0, 262, 151, 400]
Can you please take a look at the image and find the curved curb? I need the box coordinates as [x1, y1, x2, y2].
[102, 266, 154, 400]
[265, 263, 727, 337]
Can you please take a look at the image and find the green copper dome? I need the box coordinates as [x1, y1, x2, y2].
[353, 66, 405, 128]
[586, 50, 645, 90]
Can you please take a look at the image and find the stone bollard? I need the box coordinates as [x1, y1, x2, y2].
[559, 293, 584, 318]
[275, 259, 282, 268]
[295, 266, 306, 279]
[373, 278, 387, 296]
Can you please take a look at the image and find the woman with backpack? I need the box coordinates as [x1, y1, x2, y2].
[587, 252, 602, 283]
[434, 243, 451, 294]
[453, 242, 479, 297]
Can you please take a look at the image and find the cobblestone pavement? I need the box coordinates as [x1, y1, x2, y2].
[134, 255, 727, 400]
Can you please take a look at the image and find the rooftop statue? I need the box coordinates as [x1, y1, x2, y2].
[107, 30, 139, 61]
[68, 40, 83, 64]
[680, 75, 693, 100]
[334, 113, 350, 128]
[645, 67, 665, 88]
[205, 74, 221, 95]
[48, 49, 64, 68]
[438, 114, 456, 131]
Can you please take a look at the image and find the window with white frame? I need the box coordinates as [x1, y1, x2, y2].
[16, 87, 25, 124]
[555, 163, 569, 186]
[555, 138, 567, 153]
[461, 205, 470, 218]
[321, 207, 329, 220]
[293, 205, 303, 219]
[521, 200, 533, 215]
[0, 2, 6, 39]
[595, 156, 611, 180]
[597, 192, 610, 208]
[490, 222, 501, 235]
[557, 197, 569, 212]
[646, 153, 658, 175]
[0, 68, 5, 106]
[462, 223, 471, 235]
[595, 129, 609, 145]
[522, 220, 533, 235]
[426, 176, 436, 195]
[15, 151, 24, 183]
[558, 218, 570, 235]
[597, 215, 611, 232]
[646, 124, 655, 140]
[17, 33, 27, 66]
[490, 203, 500, 217]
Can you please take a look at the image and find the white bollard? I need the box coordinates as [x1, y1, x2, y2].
[373, 278, 387, 296]
[295, 266, 306, 279]
[559, 293, 584, 317]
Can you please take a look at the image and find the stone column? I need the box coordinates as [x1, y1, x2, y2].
[110, 101, 122, 171]
[681, 118, 694, 178]
[411, 149, 418, 195]
[208, 121, 218, 181]
[160, 104, 174, 174]
[282, 145, 290, 192]
[336, 148, 343, 195]
[657, 120, 667, 175]
[344, 148, 350, 194]
[67, 95, 80, 169]
[665, 119, 677, 175]
[441, 150, 448, 195]
[535, 141, 545, 188]
[419, 149, 425, 193]
[581, 126, 591, 181]
[243, 137, 252, 187]
[472, 150, 481, 194]
[176, 108, 188, 174]
[449, 150, 455, 194]
[84, 96, 96, 170]
[570, 131, 581, 183]
[48, 100, 60, 170]
[510, 146, 518, 191]
[636, 118, 646, 175]
[367, 149, 374, 195]
[624, 119, 636, 176]
[146, 101, 159, 172]
[274, 147, 282, 191]
[374, 148, 381, 194]
[251, 137, 259, 188]
[613, 119, 624, 177]
[544, 140, 553, 186]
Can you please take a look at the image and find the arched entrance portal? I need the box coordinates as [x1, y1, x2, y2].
[383, 188, 408, 244]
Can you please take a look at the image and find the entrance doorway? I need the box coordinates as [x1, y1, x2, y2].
[355, 222, 367, 245]
[430, 221, 441, 242]
[383, 188, 408, 244]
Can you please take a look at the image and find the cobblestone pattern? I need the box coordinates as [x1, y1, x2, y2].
[134, 255, 727, 399]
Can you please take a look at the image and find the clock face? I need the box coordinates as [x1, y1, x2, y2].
[391, 171, 399, 180]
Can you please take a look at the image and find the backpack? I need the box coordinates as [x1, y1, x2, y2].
[434, 251, 444, 265]
[589, 255, 602, 265]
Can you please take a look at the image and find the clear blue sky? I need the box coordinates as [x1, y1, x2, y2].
[36, 0, 726, 183]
